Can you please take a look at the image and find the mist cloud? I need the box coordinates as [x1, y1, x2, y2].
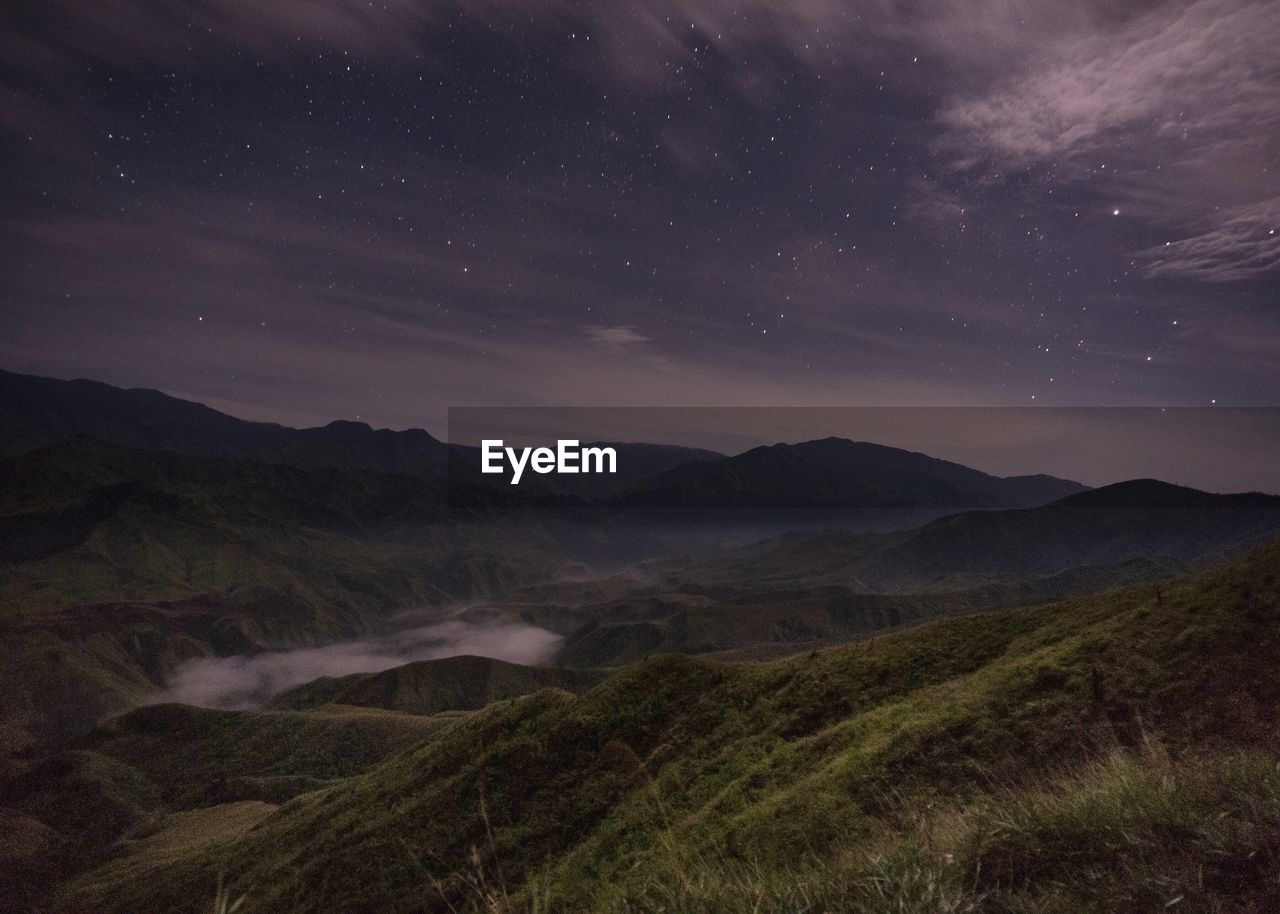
[157, 619, 563, 709]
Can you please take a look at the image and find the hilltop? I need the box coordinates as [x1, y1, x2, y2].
[269, 654, 605, 715]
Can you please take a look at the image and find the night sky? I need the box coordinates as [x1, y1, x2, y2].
[2, 1, 1277, 431]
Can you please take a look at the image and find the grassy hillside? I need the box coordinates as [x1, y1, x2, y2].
[52, 538, 1280, 913]
[0, 702, 452, 913]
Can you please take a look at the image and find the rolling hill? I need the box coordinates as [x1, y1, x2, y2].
[36, 538, 1280, 914]
[669, 479, 1280, 592]
[269, 654, 605, 715]
[496, 480, 1280, 667]
[0, 701, 451, 911]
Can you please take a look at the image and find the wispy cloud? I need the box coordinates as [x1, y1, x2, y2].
[903, 174, 974, 227]
[936, 0, 1280, 283]
[939, 0, 1280, 167]
[583, 324, 650, 347]
[1137, 199, 1280, 283]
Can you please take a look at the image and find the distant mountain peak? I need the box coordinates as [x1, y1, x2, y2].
[1057, 478, 1276, 508]
[323, 419, 376, 433]
[621, 434, 1086, 510]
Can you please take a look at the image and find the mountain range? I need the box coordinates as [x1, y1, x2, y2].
[4, 368, 1280, 912]
[0, 370, 718, 499]
[2, 369, 1085, 511]
[4, 368, 1278, 745]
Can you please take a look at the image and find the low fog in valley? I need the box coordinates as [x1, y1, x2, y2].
[157, 619, 563, 709]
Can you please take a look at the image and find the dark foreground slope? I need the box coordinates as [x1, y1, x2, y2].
[51, 539, 1280, 914]
[0, 702, 449, 913]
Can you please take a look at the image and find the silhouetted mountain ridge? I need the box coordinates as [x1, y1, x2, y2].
[0, 370, 723, 496]
[620, 436, 1087, 509]
[0, 369, 294, 458]
[676, 479, 1280, 595]
[4, 370, 1091, 509]
[1055, 478, 1276, 509]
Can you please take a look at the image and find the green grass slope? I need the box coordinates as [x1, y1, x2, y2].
[56, 538, 1280, 913]
[78, 702, 450, 806]
[1, 702, 450, 911]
